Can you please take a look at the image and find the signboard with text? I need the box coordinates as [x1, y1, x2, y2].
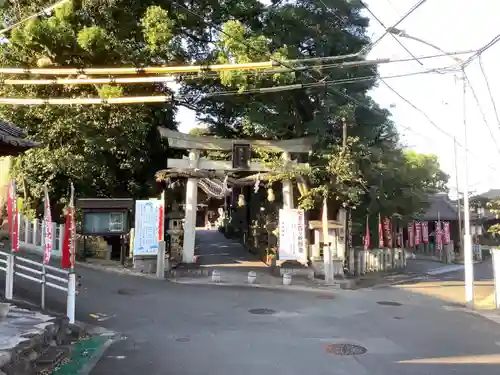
[278, 209, 306, 261]
[133, 200, 163, 256]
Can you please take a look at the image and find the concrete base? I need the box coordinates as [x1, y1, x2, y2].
[311, 259, 345, 278]
[278, 260, 315, 280]
[133, 256, 157, 274]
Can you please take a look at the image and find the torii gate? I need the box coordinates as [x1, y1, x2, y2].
[157, 128, 314, 263]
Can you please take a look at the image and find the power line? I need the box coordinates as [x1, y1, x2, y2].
[478, 55, 500, 132]
[365, 79, 500, 173]
[165, 0, 500, 175]
[358, 0, 423, 65]
[461, 32, 500, 68]
[0, 0, 70, 35]
[211, 67, 456, 96]
[462, 71, 500, 157]
[359, 0, 429, 55]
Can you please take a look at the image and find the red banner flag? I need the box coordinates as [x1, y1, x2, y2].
[396, 224, 402, 247]
[443, 222, 451, 245]
[408, 222, 414, 248]
[363, 216, 370, 250]
[435, 221, 443, 251]
[414, 221, 422, 246]
[422, 221, 429, 243]
[378, 214, 383, 248]
[7, 180, 19, 252]
[382, 217, 392, 248]
[62, 184, 76, 269]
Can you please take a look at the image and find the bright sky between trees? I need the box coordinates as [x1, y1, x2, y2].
[175, 0, 500, 196]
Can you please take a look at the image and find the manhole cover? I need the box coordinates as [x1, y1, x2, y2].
[117, 288, 139, 295]
[174, 337, 190, 342]
[377, 301, 402, 306]
[316, 295, 335, 300]
[325, 343, 367, 355]
[248, 308, 276, 315]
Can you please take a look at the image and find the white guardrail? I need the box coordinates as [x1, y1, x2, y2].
[0, 249, 76, 324]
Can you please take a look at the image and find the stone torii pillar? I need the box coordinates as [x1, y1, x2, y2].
[183, 149, 199, 263]
[282, 151, 294, 209]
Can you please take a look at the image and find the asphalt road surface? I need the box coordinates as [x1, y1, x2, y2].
[1, 252, 500, 374]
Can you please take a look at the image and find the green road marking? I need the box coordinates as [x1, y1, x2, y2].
[51, 336, 108, 375]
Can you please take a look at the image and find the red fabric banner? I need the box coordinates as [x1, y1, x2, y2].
[396, 225, 403, 247]
[61, 184, 76, 269]
[443, 222, 451, 245]
[158, 203, 164, 241]
[378, 214, 384, 248]
[363, 216, 370, 250]
[382, 217, 392, 248]
[408, 222, 414, 248]
[435, 221, 443, 251]
[414, 221, 422, 246]
[422, 221, 429, 243]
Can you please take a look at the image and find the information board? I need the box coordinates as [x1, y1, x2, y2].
[133, 200, 163, 256]
[278, 208, 306, 261]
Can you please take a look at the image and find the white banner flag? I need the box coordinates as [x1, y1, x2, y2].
[43, 185, 53, 264]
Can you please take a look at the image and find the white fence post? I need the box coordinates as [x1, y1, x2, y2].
[59, 224, 65, 253]
[67, 271, 76, 324]
[5, 254, 14, 300]
[41, 266, 46, 310]
[52, 222, 57, 251]
[24, 215, 29, 243]
[32, 219, 37, 245]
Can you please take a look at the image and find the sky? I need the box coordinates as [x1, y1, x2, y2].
[175, 0, 500, 196]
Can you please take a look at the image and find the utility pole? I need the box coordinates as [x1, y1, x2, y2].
[342, 117, 348, 149]
[453, 137, 463, 260]
[461, 69, 474, 307]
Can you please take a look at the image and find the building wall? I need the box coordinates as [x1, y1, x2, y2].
[0, 156, 12, 230]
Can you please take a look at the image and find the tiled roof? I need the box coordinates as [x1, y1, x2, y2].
[0, 119, 38, 154]
[419, 193, 458, 221]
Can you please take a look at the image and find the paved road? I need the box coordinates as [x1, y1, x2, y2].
[2, 247, 500, 374]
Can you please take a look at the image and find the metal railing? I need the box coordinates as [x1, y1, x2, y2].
[0, 250, 76, 323]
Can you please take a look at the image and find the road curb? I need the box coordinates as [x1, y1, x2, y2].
[168, 278, 349, 295]
[443, 304, 500, 325]
[77, 334, 120, 375]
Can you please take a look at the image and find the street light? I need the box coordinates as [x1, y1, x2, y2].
[387, 28, 475, 307]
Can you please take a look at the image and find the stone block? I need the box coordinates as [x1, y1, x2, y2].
[133, 256, 157, 274]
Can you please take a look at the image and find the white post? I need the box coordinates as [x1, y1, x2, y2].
[41, 266, 46, 310]
[461, 70, 474, 307]
[493, 249, 500, 309]
[5, 254, 14, 300]
[322, 198, 334, 284]
[52, 222, 57, 251]
[67, 271, 76, 324]
[59, 224, 65, 254]
[32, 219, 38, 245]
[282, 152, 294, 209]
[183, 149, 200, 264]
[24, 216, 29, 243]
[156, 240, 166, 279]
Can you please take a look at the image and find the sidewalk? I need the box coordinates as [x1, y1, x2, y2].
[394, 260, 496, 310]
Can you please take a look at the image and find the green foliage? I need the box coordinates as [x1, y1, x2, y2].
[0, 0, 449, 223]
[487, 199, 500, 234]
[0, 0, 178, 219]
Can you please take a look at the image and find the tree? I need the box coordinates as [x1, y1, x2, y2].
[178, 0, 448, 220]
[0, 0, 181, 218]
[0, 0, 448, 225]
